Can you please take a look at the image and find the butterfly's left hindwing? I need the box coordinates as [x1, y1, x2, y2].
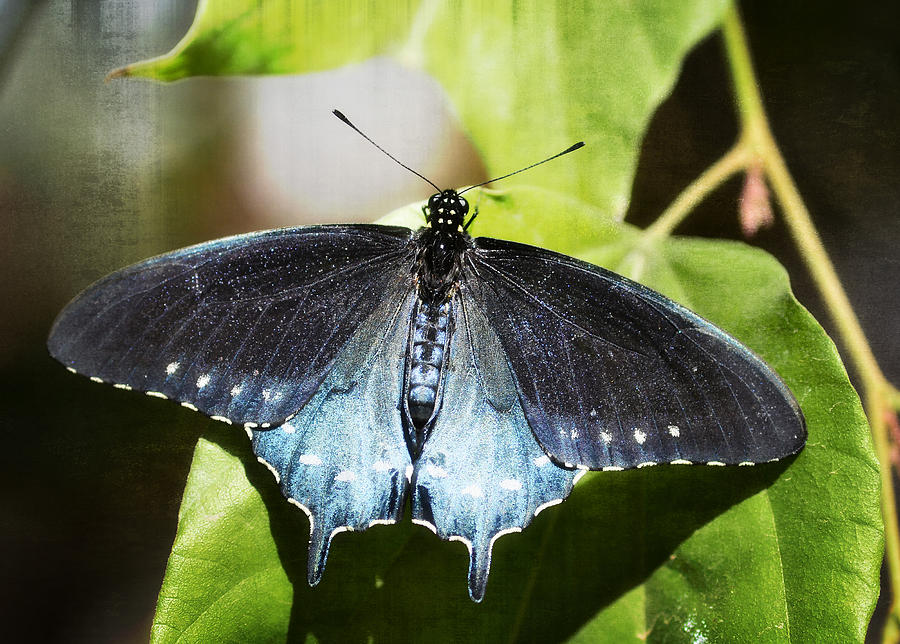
[252, 284, 417, 585]
[48, 225, 416, 427]
[464, 237, 806, 471]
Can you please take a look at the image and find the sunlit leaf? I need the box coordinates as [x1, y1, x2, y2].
[112, 0, 730, 213]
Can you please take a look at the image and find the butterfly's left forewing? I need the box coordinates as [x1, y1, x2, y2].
[464, 237, 806, 471]
[48, 225, 416, 427]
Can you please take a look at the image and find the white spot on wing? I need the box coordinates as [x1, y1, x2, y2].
[368, 519, 395, 527]
[670, 459, 692, 465]
[230, 385, 242, 397]
[181, 402, 198, 411]
[166, 362, 180, 375]
[210, 415, 232, 425]
[329, 525, 354, 540]
[113, 383, 131, 390]
[600, 431, 612, 443]
[287, 498, 313, 535]
[533, 455, 550, 467]
[244, 426, 253, 440]
[500, 478, 522, 491]
[602, 465, 623, 472]
[637, 461, 657, 468]
[449, 534, 473, 554]
[282, 423, 295, 434]
[89, 376, 103, 383]
[196, 374, 210, 389]
[66, 367, 77, 374]
[299, 454, 323, 466]
[738, 461, 755, 466]
[707, 461, 726, 466]
[405, 464, 414, 482]
[573, 465, 589, 484]
[412, 518, 437, 534]
[335, 470, 357, 482]
[461, 484, 484, 498]
[489, 527, 522, 552]
[426, 464, 449, 478]
[633, 429, 647, 445]
[146, 391, 168, 399]
[668, 425, 681, 437]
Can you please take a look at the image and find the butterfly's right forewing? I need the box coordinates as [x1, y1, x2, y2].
[465, 237, 806, 471]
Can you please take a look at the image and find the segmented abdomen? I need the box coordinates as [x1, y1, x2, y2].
[406, 298, 453, 430]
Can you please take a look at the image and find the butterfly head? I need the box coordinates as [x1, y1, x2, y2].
[427, 189, 469, 234]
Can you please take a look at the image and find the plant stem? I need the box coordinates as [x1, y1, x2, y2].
[720, 5, 900, 641]
[638, 3, 896, 636]
[644, 142, 750, 240]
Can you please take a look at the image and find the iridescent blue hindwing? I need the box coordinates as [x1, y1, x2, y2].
[251, 283, 417, 585]
[412, 286, 577, 601]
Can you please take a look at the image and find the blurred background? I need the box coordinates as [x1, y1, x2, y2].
[0, 0, 897, 641]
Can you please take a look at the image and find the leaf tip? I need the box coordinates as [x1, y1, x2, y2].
[105, 65, 131, 82]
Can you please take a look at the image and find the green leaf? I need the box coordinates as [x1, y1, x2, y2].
[417, 0, 732, 214]
[112, 0, 730, 212]
[110, 1, 419, 82]
[151, 438, 293, 643]
[152, 187, 880, 643]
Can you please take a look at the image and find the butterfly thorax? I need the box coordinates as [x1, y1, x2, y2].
[415, 189, 471, 299]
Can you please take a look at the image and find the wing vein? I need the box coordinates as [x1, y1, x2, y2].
[472, 257, 651, 359]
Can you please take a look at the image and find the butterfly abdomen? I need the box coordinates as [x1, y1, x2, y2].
[404, 297, 454, 456]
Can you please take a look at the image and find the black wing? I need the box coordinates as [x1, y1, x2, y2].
[48, 225, 416, 427]
[464, 237, 806, 471]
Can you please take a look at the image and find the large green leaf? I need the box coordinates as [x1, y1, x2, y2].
[112, 0, 730, 213]
[152, 188, 880, 642]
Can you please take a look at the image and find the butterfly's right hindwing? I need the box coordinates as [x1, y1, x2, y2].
[412, 289, 577, 601]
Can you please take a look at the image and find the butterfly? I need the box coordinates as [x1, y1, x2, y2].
[47, 110, 806, 602]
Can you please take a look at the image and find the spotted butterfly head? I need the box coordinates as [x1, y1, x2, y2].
[427, 189, 469, 234]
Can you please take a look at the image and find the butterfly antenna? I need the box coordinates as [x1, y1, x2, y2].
[333, 109, 441, 192]
[458, 142, 585, 195]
